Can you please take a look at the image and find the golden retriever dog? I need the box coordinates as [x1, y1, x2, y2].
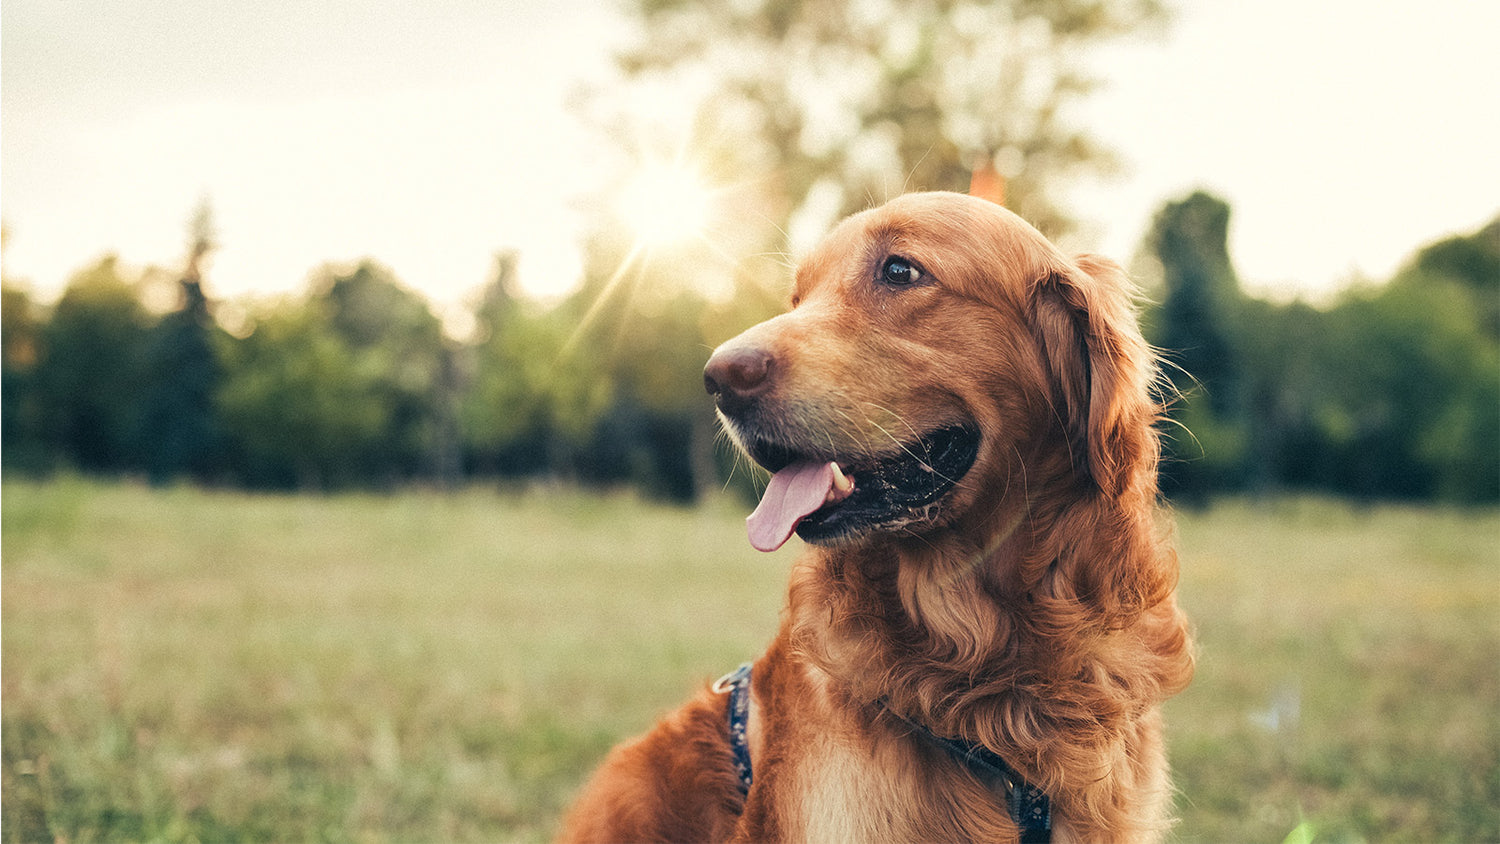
[559, 191, 1194, 843]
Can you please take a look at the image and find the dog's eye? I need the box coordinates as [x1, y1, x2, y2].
[879, 256, 922, 287]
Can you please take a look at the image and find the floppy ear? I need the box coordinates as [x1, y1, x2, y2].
[1030, 255, 1158, 497]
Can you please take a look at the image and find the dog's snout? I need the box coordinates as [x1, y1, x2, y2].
[704, 346, 774, 407]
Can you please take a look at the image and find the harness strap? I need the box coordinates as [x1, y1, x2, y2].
[712, 666, 1050, 843]
[876, 699, 1053, 843]
[712, 662, 754, 793]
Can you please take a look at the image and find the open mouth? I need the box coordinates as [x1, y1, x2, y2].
[741, 424, 981, 551]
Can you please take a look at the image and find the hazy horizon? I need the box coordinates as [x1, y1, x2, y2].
[4, 0, 1497, 309]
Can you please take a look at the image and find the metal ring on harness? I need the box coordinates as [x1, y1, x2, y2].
[713, 662, 754, 794]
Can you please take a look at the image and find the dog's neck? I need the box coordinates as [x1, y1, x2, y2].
[785, 479, 1168, 761]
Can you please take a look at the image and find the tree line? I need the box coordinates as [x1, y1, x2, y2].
[3, 246, 715, 501]
[5, 0, 1496, 504]
[1148, 194, 1497, 504]
[3, 192, 1495, 504]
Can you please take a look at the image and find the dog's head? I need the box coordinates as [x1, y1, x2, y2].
[706, 191, 1159, 552]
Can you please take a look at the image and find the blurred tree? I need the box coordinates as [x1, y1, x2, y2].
[216, 301, 392, 488]
[137, 200, 225, 484]
[561, 220, 765, 501]
[590, 288, 720, 501]
[1404, 216, 1499, 340]
[322, 261, 441, 352]
[614, 0, 1163, 240]
[1148, 191, 1244, 415]
[1312, 282, 1480, 499]
[315, 260, 457, 483]
[1401, 215, 1500, 501]
[3, 222, 48, 470]
[1328, 218, 1499, 502]
[1, 282, 48, 472]
[462, 252, 612, 479]
[216, 260, 455, 488]
[33, 256, 154, 473]
[1145, 198, 1499, 504]
[1234, 297, 1334, 493]
[1145, 191, 1249, 498]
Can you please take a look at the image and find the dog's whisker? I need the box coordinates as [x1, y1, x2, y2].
[1155, 415, 1204, 458]
[856, 400, 925, 441]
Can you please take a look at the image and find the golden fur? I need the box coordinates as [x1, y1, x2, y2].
[559, 192, 1194, 842]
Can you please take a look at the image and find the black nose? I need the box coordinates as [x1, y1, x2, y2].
[704, 347, 774, 409]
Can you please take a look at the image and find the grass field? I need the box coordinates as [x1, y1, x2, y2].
[3, 479, 1497, 843]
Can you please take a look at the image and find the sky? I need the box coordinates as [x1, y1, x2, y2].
[3, 0, 1498, 314]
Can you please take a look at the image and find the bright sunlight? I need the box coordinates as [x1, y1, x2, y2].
[566, 157, 724, 352]
[617, 161, 715, 249]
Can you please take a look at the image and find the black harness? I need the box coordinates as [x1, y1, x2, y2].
[713, 662, 755, 792]
[713, 663, 1052, 843]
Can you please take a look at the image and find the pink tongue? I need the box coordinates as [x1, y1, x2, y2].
[747, 461, 842, 552]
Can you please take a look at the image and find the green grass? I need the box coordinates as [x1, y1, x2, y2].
[3, 480, 1497, 842]
[1165, 499, 1500, 843]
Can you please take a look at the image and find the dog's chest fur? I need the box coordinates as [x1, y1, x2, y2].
[753, 659, 1048, 843]
[790, 737, 908, 842]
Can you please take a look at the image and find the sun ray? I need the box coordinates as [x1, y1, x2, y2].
[563, 242, 647, 355]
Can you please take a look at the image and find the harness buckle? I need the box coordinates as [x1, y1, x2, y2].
[713, 663, 751, 694]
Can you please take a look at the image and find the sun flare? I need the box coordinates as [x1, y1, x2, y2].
[617, 161, 715, 249]
[567, 155, 736, 353]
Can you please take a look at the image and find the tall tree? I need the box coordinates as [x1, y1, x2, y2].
[1147, 191, 1244, 414]
[138, 200, 224, 483]
[1403, 216, 1500, 341]
[1145, 191, 1249, 497]
[34, 257, 154, 472]
[215, 260, 454, 488]
[461, 252, 607, 479]
[216, 301, 393, 488]
[612, 0, 1163, 240]
[1327, 218, 1500, 502]
[2, 222, 46, 469]
[317, 260, 455, 482]
[1, 282, 47, 471]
